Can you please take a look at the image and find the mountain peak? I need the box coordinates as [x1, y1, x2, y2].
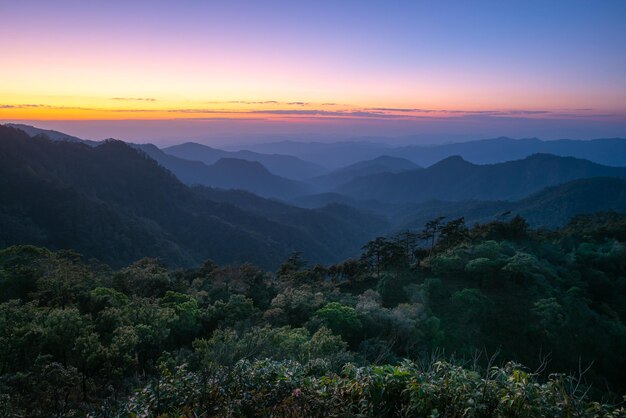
[430, 155, 473, 169]
[212, 157, 270, 173]
[4, 123, 96, 145]
[175, 142, 219, 151]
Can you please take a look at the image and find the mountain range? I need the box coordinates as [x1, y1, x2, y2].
[0, 126, 385, 268]
[5, 123, 100, 146]
[390, 177, 626, 231]
[135, 143, 311, 199]
[237, 140, 392, 169]
[334, 154, 626, 203]
[240, 136, 626, 168]
[307, 155, 420, 191]
[2, 123, 626, 269]
[163, 142, 325, 180]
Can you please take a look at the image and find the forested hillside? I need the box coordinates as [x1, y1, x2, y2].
[336, 154, 626, 203]
[391, 177, 626, 230]
[1, 213, 624, 416]
[0, 126, 385, 269]
[137, 143, 312, 199]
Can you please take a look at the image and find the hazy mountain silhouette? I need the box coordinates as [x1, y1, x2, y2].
[194, 186, 388, 247]
[243, 136, 626, 168]
[307, 155, 420, 190]
[136, 144, 311, 199]
[393, 177, 626, 230]
[163, 141, 325, 179]
[0, 126, 386, 268]
[388, 136, 626, 167]
[9, 124, 316, 198]
[202, 158, 311, 199]
[4, 123, 99, 146]
[336, 154, 626, 203]
[289, 193, 395, 217]
[241, 140, 393, 168]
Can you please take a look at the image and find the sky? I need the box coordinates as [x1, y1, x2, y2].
[1, 0, 625, 145]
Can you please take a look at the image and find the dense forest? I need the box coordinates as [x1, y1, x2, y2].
[1, 213, 625, 416]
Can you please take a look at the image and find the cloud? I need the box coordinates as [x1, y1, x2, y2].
[248, 109, 414, 119]
[161, 108, 408, 119]
[365, 107, 617, 120]
[0, 103, 90, 110]
[0, 104, 47, 109]
[369, 107, 429, 112]
[226, 100, 279, 105]
[505, 110, 550, 115]
[111, 97, 157, 102]
[110, 108, 157, 113]
[2, 101, 622, 123]
[167, 108, 224, 114]
[205, 100, 313, 106]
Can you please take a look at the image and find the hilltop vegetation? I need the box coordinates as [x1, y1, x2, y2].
[1, 213, 624, 416]
[391, 177, 626, 230]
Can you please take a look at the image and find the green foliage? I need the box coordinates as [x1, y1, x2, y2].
[121, 359, 624, 417]
[1, 213, 626, 415]
[314, 302, 362, 341]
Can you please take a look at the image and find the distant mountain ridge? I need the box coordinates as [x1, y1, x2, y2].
[7, 122, 626, 214]
[0, 126, 386, 268]
[240, 140, 393, 169]
[236, 136, 626, 168]
[2, 124, 626, 270]
[7, 124, 318, 199]
[136, 143, 311, 199]
[307, 155, 420, 191]
[392, 177, 626, 230]
[388, 136, 626, 167]
[163, 141, 326, 179]
[4, 123, 100, 146]
[336, 153, 626, 203]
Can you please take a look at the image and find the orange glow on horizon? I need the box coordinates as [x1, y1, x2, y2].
[2, 92, 623, 123]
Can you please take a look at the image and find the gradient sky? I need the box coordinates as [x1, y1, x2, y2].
[1, 0, 625, 145]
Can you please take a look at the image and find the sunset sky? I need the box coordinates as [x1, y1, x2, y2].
[1, 0, 625, 144]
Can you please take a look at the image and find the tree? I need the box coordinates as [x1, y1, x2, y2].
[393, 230, 419, 263]
[448, 288, 492, 347]
[114, 258, 173, 298]
[435, 217, 469, 252]
[361, 237, 405, 278]
[161, 291, 201, 342]
[314, 302, 362, 342]
[276, 252, 306, 279]
[419, 216, 446, 255]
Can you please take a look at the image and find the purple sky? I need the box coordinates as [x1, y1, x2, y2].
[1, 0, 625, 145]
